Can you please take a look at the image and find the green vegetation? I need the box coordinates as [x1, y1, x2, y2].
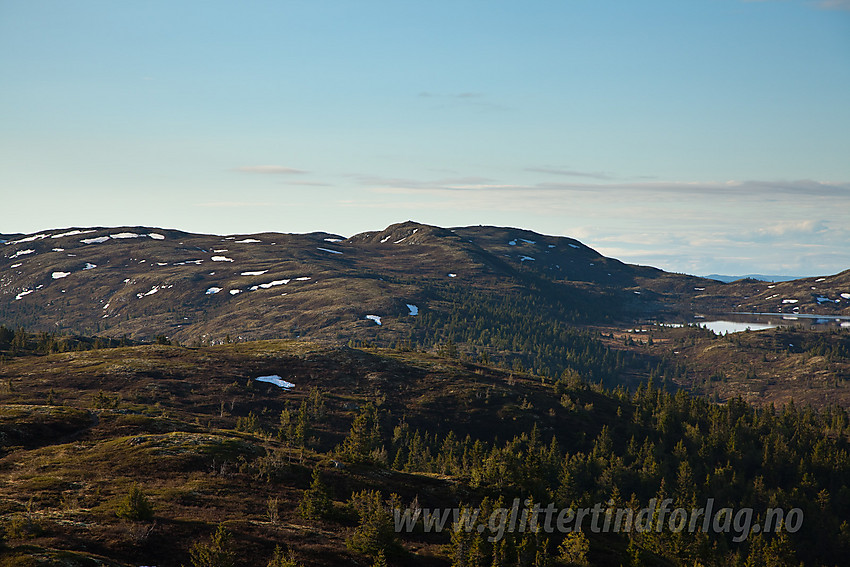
[0, 329, 848, 565]
[187, 523, 236, 567]
[408, 284, 627, 382]
[345, 490, 401, 559]
[116, 484, 153, 521]
[298, 468, 331, 520]
[267, 546, 301, 567]
[0, 325, 130, 358]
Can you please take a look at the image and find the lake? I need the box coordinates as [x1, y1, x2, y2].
[659, 312, 850, 334]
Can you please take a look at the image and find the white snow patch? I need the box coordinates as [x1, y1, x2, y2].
[11, 234, 49, 244]
[15, 289, 35, 300]
[10, 249, 35, 259]
[157, 262, 168, 266]
[84, 262, 97, 270]
[568, 244, 580, 249]
[406, 304, 419, 316]
[841, 293, 850, 300]
[520, 256, 535, 262]
[51, 229, 95, 239]
[295, 277, 311, 281]
[52, 248, 65, 252]
[548, 244, 556, 248]
[250, 279, 290, 290]
[380, 236, 392, 243]
[81, 236, 110, 245]
[206, 287, 222, 295]
[213, 249, 229, 253]
[815, 277, 826, 282]
[52, 271, 71, 279]
[241, 270, 268, 276]
[136, 286, 160, 298]
[448, 273, 457, 277]
[229, 289, 242, 295]
[782, 299, 799, 304]
[211, 256, 234, 262]
[508, 239, 517, 246]
[148, 233, 165, 240]
[235, 238, 261, 243]
[11, 263, 22, 268]
[519, 238, 536, 244]
[324, 238, 343, 243]
[694, 287, 705, 291]
[365, 315, 382, 325]
[110, 232, 142, 239]
[255, 375, 294, 389]
[394, 237, 407, 244]
[317, 247, 343, 254]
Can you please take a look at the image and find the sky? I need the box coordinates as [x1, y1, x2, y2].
[1, 0, 848, 276]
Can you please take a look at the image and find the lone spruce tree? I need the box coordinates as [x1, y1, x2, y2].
[298, 467, 331, 520]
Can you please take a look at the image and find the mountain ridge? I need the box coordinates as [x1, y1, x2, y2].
[2, 222, 848, 347]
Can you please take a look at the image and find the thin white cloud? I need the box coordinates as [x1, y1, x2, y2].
[283, 181, 332, 187]
[352, 174, 498, 191]
[236, 165, 307, 174]
[753, 219, 828, 237]
[417, 91, 511, 112]
[743, 0, 850, 10]
[525, 167, 613, 180]
[356, 175, 850, 198]
[196, 201, 276, 208]
[814, 0, 850, 10]
[418, 91, 485, 99]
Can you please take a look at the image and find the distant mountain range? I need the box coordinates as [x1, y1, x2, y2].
[2, 222, 848, 345]
[704, 274, 805, 283]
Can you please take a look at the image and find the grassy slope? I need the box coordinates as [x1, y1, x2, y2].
[0, 341, 614, 566]
[601, 324, 850, 407]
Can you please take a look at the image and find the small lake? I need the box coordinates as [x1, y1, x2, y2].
[699, 320, 777, 334]
[661, 313, 850, 334]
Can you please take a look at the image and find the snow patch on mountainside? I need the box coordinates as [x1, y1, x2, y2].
[255, 375, 294, 389]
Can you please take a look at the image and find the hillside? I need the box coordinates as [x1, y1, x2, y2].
[3, 222, 848, 349]
[0, 340, 848, 566]
[603, 323, 850, 408]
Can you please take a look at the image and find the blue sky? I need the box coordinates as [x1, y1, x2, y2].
[1, 0, 848, 276]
